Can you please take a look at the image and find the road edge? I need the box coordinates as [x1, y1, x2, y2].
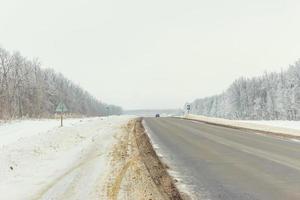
[133, 118, 191, 200]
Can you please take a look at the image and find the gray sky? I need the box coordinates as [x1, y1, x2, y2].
[1, 0, 300, 109]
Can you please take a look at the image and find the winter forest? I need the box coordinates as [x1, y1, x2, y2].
[187, 60, 300, 120]
[0, 47, 122, 119]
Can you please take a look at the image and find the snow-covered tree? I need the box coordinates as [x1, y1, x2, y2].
[187, 60, 300, 120]
[0, 47, 122, 119]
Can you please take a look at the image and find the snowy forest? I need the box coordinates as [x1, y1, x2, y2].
[0, 47, 122, 119]
[187, 60, 300, 120]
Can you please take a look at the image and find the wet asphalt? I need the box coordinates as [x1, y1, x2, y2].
[144, 117, 300, 200]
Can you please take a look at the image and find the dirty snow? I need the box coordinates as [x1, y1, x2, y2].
[0, 116, 132, 200]
[184, 114, 300, 137]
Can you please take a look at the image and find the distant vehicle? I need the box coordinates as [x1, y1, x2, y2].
[155, 114, 160, 118]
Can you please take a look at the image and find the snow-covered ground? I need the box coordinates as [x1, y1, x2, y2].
[0, 116, 132, 200]
[184, 114, 300, 137]
[0, 118, 94, 147]
[239, 120, 300, 131]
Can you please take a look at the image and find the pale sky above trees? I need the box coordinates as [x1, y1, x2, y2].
[1, 0, 300, 109]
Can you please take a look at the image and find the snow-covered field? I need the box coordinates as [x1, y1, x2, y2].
[0, 116, 132, 200]
[184, 114, 300, 137]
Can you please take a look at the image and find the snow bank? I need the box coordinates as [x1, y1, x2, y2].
[239, 120, 300, 131]
[184, 114, 300, 137]
[0, 116, 132, 200]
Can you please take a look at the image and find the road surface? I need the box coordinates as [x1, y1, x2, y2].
[144, 117, 300, 200]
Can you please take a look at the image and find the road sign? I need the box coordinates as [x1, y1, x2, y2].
[187, 104, 191, 111]
[56, 102, 68, 113]
[187, 104, 191, 115]
[55, 102, 68, 127]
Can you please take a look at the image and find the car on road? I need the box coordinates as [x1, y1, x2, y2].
[155, 114, 160, 117]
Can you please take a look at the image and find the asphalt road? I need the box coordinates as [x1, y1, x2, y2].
[143, 117, 300, 200]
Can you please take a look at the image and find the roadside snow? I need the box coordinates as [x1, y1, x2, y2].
[0, 116, 132, 200]
[239, 120, 300, 131]
[0, 118, 94, 147]
[184, 114, 300, 137]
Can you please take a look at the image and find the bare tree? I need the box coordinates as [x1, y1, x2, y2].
[0, 47, 122, 119]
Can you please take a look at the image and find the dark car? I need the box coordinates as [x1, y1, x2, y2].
[155, 114, 160, 118]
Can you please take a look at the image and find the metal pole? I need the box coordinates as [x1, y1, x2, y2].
[106, 107, 109, 116]
[61, 112, 63, 127]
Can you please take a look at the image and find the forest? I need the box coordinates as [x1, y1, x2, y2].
[187, 60, 300, 120]
[0, 47, 122, 119]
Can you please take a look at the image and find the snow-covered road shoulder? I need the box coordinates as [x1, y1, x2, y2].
[0, 116, 133, 200]
[183, 114, 300, 138]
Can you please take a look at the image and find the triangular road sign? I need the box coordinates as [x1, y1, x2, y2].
[55, 102, 68, 113]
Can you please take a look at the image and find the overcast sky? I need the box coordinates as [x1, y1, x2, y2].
[1, 0, 300, 109]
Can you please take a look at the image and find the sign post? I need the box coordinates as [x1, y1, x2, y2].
[186, 104, 191, 115]
[106, 106, 109, 116]
[56, 102, 68, 127]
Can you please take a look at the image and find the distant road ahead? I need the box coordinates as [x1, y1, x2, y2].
[144, 117, 300, 200]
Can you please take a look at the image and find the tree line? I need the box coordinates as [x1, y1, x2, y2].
[186, 60, 300, 120]
[0, 47, 122, 119]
